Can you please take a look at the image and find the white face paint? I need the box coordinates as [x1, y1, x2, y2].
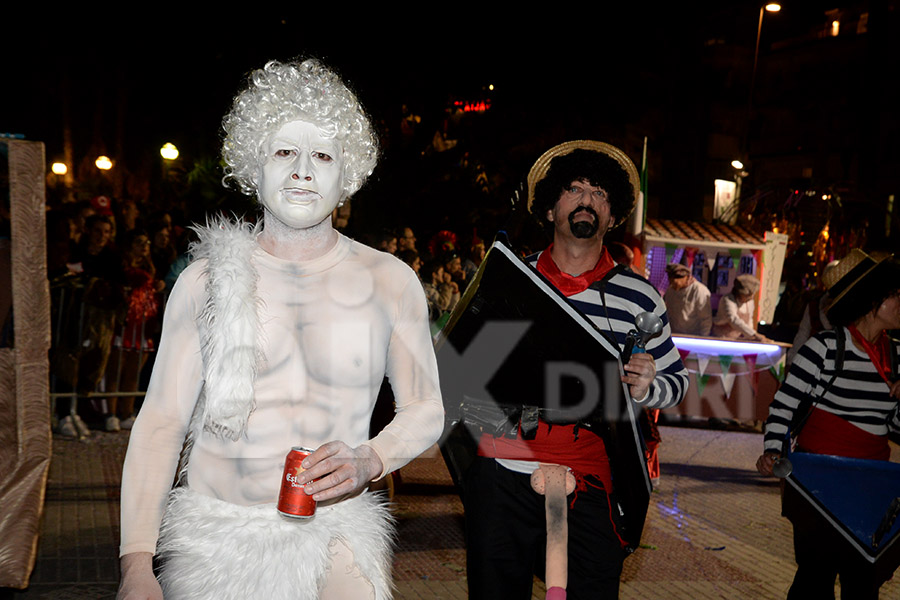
[257, 120, 345, 230]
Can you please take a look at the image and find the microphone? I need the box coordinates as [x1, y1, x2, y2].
[622, 311, 663, 364]
[772, 456, 793, 479]
[772, 433, 793, 478]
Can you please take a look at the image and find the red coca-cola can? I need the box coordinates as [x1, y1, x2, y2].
[278, 446, 317, 519]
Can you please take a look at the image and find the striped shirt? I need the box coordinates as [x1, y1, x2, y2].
[763, 327, 900, 454]
[527, 252, 689, 410]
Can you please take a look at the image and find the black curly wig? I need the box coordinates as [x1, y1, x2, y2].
[532, 148, 635, 233]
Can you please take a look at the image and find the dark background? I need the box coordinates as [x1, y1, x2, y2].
[4, 3, 898, 254]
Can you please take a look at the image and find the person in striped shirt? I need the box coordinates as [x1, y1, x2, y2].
[464, 141, 688, 600]
[757, 248, 900, 599]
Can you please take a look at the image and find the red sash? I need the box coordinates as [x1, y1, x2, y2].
[797, 407, 890, 461]
[478, 424, 613, 492]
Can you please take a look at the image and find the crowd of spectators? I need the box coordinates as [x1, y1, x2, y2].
[42, 192, 889, 441]
[44, 195, 493, 437]
[358, 225, 491, 332]
[46, 197, 183, 437]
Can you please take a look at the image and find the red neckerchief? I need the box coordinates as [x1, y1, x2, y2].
[848, 325, 893, 386]
[536, 244, 616, 297]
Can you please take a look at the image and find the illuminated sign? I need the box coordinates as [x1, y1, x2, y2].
[452, 100, 492, 113]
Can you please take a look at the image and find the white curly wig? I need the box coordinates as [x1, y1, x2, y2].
[222, 59, 378, 202]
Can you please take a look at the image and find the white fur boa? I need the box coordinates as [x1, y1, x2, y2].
[157, 488, 395, 600]
[189, 217, 264, 441]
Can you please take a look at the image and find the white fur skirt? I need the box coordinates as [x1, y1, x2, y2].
[156, 487, 395, 600]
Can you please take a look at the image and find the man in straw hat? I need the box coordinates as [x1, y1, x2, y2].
[463, 141, 688, 599]
[757, 248, 900, 598]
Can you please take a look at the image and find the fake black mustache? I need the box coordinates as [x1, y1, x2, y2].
[568, 206, 600, 238]
[568, 206, 598, 222]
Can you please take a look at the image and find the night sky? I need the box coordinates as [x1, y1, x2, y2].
[3, 6, 769, 162]
[4, 2, 890, 242]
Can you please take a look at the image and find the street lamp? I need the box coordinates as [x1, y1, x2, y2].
[51, 162, 68, 175]
[749, 3, 782, 121]
[714, 160, 750, 224]
[160, 142, 179, 160]
[95, 156, 113, 170]
[160, 142, 180, 185]
[738, 2, 781, 197]
[733, 160, 749, 211]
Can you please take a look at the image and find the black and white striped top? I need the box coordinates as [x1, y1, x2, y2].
[528, 252, 689, 410]
[763, 327, 900, 453]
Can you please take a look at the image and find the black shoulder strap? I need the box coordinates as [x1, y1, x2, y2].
[590, 263, 628, 296]
[890, 334, 899, 381]
[790, 327, 844, 441]
[814, 326, 845, 399]
[592, 264, 629, 352]
[833, 325, 846, 377]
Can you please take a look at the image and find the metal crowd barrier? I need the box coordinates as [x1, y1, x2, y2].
[49, 274, 164, 425]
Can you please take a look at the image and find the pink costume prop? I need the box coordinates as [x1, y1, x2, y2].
[530, 463, 577, 599]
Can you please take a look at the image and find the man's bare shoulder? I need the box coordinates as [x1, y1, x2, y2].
[169, 258, 208, 298]
[346, 237, 418, 279]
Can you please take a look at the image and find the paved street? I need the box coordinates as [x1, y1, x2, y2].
[7, 425, 899, 599]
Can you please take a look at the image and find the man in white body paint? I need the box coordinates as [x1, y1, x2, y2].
[117, 59, 444, 600]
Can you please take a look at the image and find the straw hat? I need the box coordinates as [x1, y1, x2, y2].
[526, 140, 640, 226]
[823, 248, 893, 316]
